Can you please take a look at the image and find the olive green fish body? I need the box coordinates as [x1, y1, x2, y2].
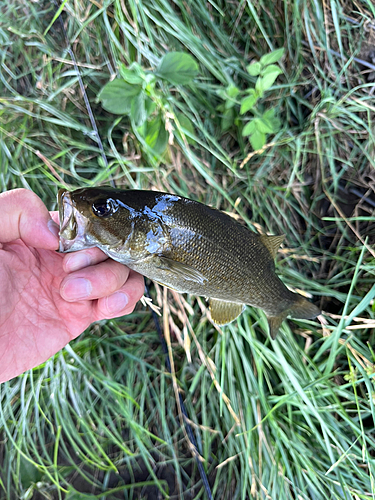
[58, 188, 320, 337]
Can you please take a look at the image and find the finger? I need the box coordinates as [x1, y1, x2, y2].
[49, 209, 109, 271]
[50, 210, 59, 225]
[60, 259, 131, 302]
[0, 189, 59, 249]
[95, 270, 145, 319]
[63, 247, 110, 272]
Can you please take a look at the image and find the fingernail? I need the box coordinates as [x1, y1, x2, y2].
[48, 219, 60, 239]
[65, 253, 92, 272]
[62, 278, 92, 300]
[106, 292, 129, 314]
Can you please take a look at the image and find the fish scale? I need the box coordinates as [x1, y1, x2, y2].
[58, 187, 320, 338]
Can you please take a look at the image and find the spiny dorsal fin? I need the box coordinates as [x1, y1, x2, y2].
[259, 234, 285, 259]
[209, 299, 245, 325]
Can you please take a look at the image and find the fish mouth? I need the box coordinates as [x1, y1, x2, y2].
[58, 189, 91, 253]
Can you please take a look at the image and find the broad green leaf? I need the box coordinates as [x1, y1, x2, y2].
[256, 69, 281, 93]
[216, 89, 227, 99]
[19, 457, 44, 488]
[130, 92, 147, 127]
[226, 84, 240, 99]
[249, 129, 266, 150]
[240, 91, 257, 114]
[262, 108, 281, 132]
[260, 48, 285, 66]
[225, 99, 237, 110]
[144, 95, 157, 118]
[272, 116, 281, 132]
[255, 77, 264, 96]
[119, 64, 144, 84]
[257, 117, 274, 133]
[175, 112, 196, 144]
[142, 114, 168, 155]
[98, 80, 142, 114]
[261, 70, 282, 91]
[261, 64, 283, 77]
[224, 84, 240, 109]
[221, 107, 234, 132]
[152, 126, 168, 156]
[247, 61, 261, 76]
[155, 52, 199, 85]
[143, 115, 161, 148]
[242, 119, 256, 137]
[120, 66, 143, 85]
[263, 108, 276, 120]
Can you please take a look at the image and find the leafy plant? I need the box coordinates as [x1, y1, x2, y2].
[217, 48, 284, 151]
[97, 52, 198, 159]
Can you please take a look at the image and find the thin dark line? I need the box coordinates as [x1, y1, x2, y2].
[52, 2, 115, 188]
[301, 40, 375, 72]
[144, 281, 214, 500]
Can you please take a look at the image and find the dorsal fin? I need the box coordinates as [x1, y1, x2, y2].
[259, 235, 285, 258]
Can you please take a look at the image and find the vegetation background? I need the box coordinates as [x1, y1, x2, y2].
[1, 0, 375, 498]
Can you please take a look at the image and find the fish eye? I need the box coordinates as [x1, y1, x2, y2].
[92, 199, 116, 217]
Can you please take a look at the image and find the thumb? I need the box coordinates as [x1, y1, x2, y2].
[0, 188, 59, 250]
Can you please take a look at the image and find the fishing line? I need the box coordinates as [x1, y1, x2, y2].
[52, 1, 115, 188]
[53, 4, 213, 498]
[144, 281, 213, 500]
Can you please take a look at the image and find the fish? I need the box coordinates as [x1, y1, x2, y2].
[58, 187, 320, 338]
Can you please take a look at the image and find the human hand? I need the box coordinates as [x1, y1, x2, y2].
[0, 189, 145, 383]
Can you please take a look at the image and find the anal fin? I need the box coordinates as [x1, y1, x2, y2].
[209, 299, 244, 325]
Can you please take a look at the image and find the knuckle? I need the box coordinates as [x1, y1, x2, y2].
[103, 264, 128, 291]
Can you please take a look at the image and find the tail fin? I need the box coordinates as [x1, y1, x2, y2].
[268, 314, 288, 339]
[289, 294, 321, 320]
[267, 295, 320, 339]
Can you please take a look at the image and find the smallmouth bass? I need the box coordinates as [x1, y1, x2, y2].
[58, 187, 320, 337]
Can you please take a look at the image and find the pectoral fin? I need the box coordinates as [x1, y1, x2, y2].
[155, 256, 207, 284]
[153, 280, 179, 292]
[209, 299, 245, 325]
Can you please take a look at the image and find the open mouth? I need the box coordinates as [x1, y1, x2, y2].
[58, 189, 74, 230]
[58, 190, 76, 252]
[58, 189, 91, 253]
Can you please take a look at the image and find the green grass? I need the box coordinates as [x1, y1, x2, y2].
[1, 0, 375, 498]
